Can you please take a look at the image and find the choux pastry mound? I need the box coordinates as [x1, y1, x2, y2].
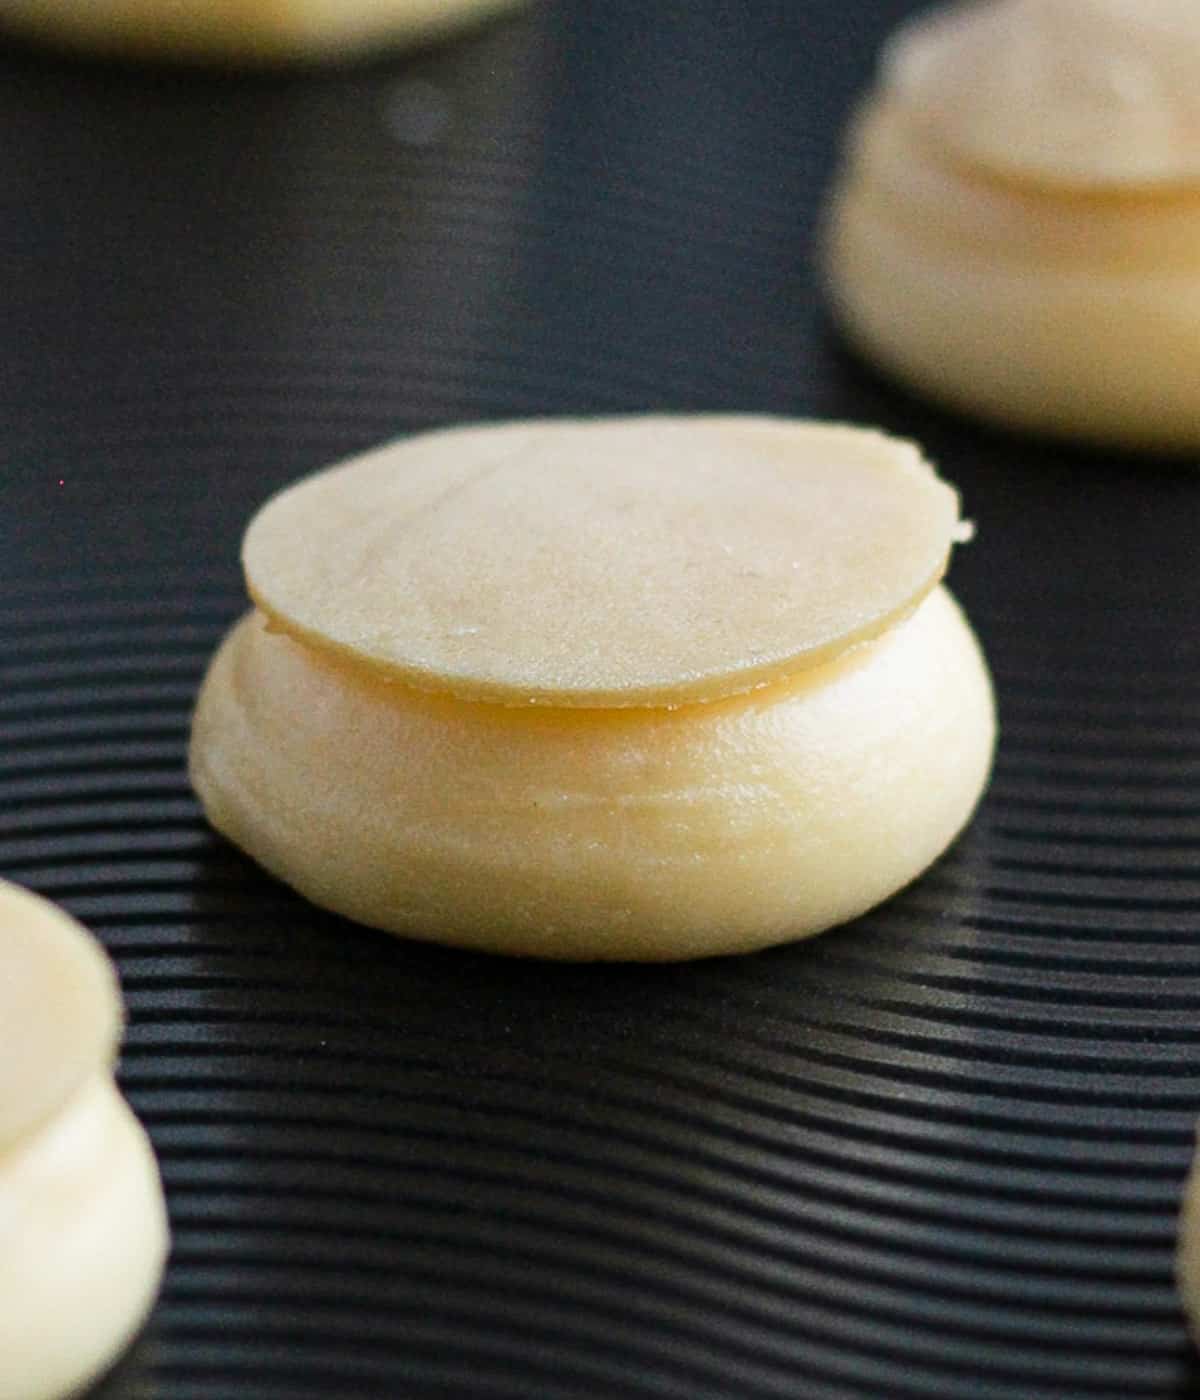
[189, 415, 996, 962]
[823, 0, 1200, 453]
[0, 0, 521, 64]
[0, 878, 169, 1400]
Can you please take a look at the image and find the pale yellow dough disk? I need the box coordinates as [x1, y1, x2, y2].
[242, 415, 963, 708]
[190, 415, 995, 961]
[823, 0, 1200, 452]
[0, 879, 169, 1400]
[0, 0, 522, 62]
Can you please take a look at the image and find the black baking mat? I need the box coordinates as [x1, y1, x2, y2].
[4, 1, 1200, 1396]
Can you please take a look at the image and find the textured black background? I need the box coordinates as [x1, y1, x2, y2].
[4, 1, 1200, 1396]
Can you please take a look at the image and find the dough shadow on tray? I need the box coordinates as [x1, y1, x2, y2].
[1173, 1345, 1200, 1399]
[176, 816, 996, 1099]
[86, 1333, 160, 1400]
[152, 822, 1008, 1377]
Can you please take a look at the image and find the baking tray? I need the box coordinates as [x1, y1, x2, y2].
[4, 1, 1200, 1395]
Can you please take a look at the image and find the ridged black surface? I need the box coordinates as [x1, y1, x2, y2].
[4, 1, 1200, 1396]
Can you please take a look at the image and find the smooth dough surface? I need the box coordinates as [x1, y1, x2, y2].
[243, 416, 964, 708]
[0, 879, 120, 1152]
[189, 585, 995, 961]
[0, 1075, 170, 1400]
[0, 880, 168, 1399]
[0, 0, 522, 61]
[823, 0, 1200, 451]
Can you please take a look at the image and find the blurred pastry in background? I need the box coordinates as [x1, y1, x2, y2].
[0, 878, 168, 1400]
[189, 415, 995, 961]
[823, 0, 1200, 453]
[0, 0, 525, 63]
[1179, 1127, 1200, 1340]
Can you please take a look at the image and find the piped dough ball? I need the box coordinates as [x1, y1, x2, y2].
[0, 0, 522, 63]
[822, 0, 1200, 453]
[0, 879, 169, 1400]
[190, 415, 996, 961]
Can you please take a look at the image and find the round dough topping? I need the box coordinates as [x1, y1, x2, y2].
[0, 879, 121, 1151]
[884, 0, 1200, 188]
[244, 416, 963, 708]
